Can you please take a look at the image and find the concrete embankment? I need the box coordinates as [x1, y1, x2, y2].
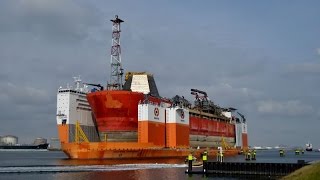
[282, 161, 320, 180]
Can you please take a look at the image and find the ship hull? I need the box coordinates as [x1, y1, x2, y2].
[0, 143, 49, 150]
[87, 90, 164, 132]
[57, 82, 247, 160]
[306, 143, 312, 151]
[61, 142, 239, 159]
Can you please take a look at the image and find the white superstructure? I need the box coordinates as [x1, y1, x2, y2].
[166, 107, 189, 125]
[131, 74, 150, 94]
[138, 103, 166, 123]
[56, 77, 99, 142]
[1, 135, 18, 145]
[235, 119, 248, 148]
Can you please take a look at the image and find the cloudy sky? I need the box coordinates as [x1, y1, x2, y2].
[0, 0, 319, 147]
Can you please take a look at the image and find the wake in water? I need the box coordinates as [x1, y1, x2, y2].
[0, 164, 187, 173]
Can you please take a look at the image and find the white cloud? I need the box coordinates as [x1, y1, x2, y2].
[257, 100, 313, 116]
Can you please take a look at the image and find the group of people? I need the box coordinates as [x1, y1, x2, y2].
[245, 149, 256, 160]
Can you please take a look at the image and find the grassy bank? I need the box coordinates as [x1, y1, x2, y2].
[282, 162, 320, 180]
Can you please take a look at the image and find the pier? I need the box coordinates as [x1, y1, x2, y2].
[186, 160, 307, 176]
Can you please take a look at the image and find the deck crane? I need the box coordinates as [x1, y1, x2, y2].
[237, 112, 246, 123]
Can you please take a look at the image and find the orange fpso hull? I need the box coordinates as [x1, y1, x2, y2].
[87, 90, 163, 132]
[87, 90, 235, 138]
[61, 142, 239, 159]
[189, 117, 235, 138]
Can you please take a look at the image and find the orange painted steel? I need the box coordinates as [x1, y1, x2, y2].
[190, 117, 235, 137]
[61, 142, 239, 160]
[58, 122, 240, 160]
[87, 90, 165, 132]
[57, 124, 69, 143]
[87, 90, 236, 139]
[59, 90, 243, 160]
[242, 133, 248, 148]
[166, 123, 189, 148]
[138, 121, 165, 146]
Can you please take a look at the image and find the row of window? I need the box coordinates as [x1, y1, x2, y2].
[58, 90, 86, 95]
[77, 107, 91, 111]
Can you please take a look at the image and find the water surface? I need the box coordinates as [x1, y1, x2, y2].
[0, 150, 319, 180]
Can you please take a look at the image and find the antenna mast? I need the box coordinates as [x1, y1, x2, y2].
[107, 15, 124, 90]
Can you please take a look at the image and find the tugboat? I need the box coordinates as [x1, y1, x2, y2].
[306, 142, 313, 151]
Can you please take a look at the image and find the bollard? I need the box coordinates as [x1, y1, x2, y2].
[216, 152, 224, 162]
[217, 147, 224, 162]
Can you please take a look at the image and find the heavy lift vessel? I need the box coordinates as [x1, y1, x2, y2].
[56, 15, 248, 160]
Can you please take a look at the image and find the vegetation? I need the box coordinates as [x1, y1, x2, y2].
[282, 162, 320, 180]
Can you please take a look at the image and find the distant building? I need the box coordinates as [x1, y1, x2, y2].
[1, 135, 18, 145]
[33, 137, 47, 145]
[49, 138, 61, 150]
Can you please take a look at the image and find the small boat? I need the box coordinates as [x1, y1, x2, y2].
[185, 156, 203, 167]
[306, 142, 313, 151]
[191, 160, 203, 167]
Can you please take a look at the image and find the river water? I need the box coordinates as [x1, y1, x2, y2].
[0, 149, 319, 180]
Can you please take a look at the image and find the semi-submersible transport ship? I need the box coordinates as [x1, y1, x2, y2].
[56, 15, 248, 159]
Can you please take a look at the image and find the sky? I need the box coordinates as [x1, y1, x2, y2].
[0, 0, 319, 147]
